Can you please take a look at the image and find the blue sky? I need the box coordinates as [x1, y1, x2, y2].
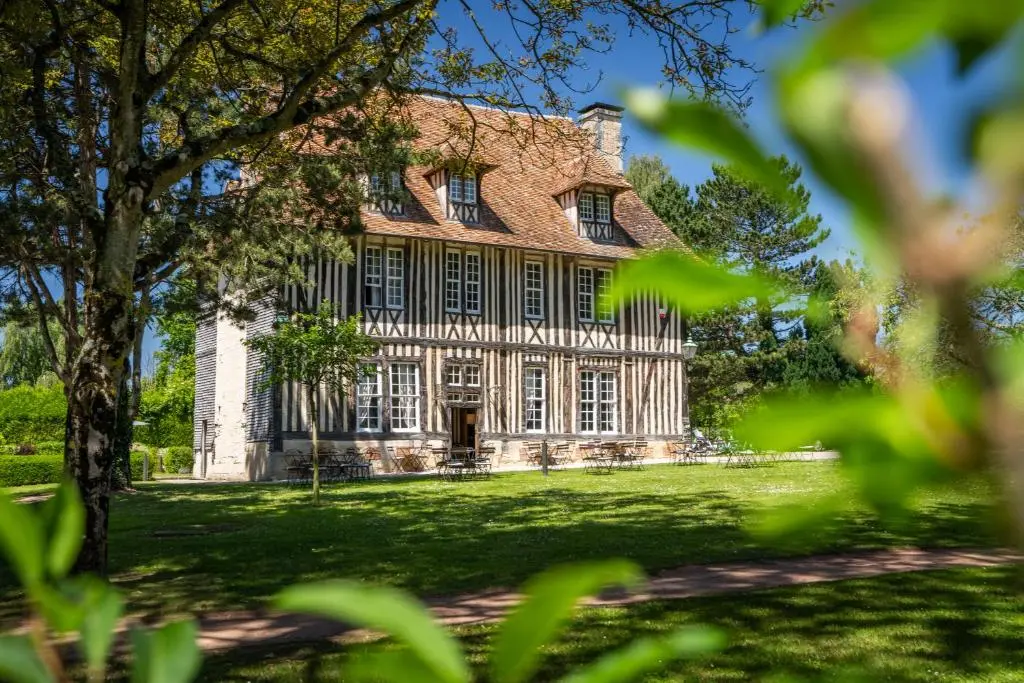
[562, 11, 1017, 261]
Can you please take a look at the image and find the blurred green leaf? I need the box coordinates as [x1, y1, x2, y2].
[759, 0, 808, 28]
[943, 2, 1024, 73]
[972, 104, 1024, 182]
[39, 482, 84, 580]
[130, 619, 201, 683]
[276, 581, 469, 683]
[612, 251, 777, 314]
[558, 625, 726, 683]
[33, 583, 85, 634]
[796, 0, 945, 70]
[624, 90, 789, 199]
[0, 493, 45, 588]
[490, 560, 643, 683]
[79, 578, 125, 676]
[0, 635, 53, 683]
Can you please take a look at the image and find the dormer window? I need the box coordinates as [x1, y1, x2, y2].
[369, 170, 404, 216]
[447, 171, 479, 223]
[578, 191, 613, 241]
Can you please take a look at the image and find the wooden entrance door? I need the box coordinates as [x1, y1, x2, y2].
[450, 407, 479, 451]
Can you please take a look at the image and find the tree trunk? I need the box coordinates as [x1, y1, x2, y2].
[68, 289, 134, 576]
[306, 384, 321, 506]
[111, 357, 133, 491]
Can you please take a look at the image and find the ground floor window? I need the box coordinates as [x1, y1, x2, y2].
[390, 363, 420, 431]
[580, 370, 617, 434]
[355, 363, 382, 432]
[524, 367, 546, 432]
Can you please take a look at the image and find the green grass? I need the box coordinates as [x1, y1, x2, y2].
[2, 482, 60, 497]
[197, 566, 1024, 682]
[0, 462, 1004, 624]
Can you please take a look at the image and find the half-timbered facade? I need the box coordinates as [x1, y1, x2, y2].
[194, 98, 693, 480]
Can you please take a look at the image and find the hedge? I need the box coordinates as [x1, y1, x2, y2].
[164, 446, 194, 475]
[0, 384, 66, 444]
[0, 455, 64, 487]
[0, 451, 153, 487]
[0, 441, 63, 457]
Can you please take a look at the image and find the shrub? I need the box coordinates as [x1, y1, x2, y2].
[0, 384, 66, 444]
[0, 454, 64, 487]
[130, 448, 149, 482]
[164, 446, 194, 475]
[0, 441, 63, 457]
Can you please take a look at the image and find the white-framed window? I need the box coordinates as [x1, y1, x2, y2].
[386, 247, 404, 310]
[524, 261, 544, 319]
[389, 363, 420, 431]
[596, 268, 614, 323]
[445, 250, 462, 313]
[464, 365, 480, 387]
[442, 250, 483, 314]
[524, 367, 546, 433]
[445, 364, 462, 386]
[369, 171, 404, 216]
[465, 252, 481, 313]
[355, 363, 382, 432]
[578, 267, 594, 321]
[449, 172, 477, 204]
[595, 193, 611, 223]
[364, 246, 383, 308]
[598, 371, 617, 432]
[580, 370, 617, 434]
[370, 170, 401, 195]
[579, 192, 594, 222]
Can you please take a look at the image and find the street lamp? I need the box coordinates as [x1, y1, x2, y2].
[681, 335, 698, 361]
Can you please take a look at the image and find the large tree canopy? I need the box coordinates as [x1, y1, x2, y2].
[0, 0, 824, 573]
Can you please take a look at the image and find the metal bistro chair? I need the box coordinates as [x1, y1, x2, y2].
[446, 447, 473, 481]
[473, 445, 494, 478]
[522, 441, 542, 468]
[623, 439, 648, 470]
[284, 449, 312, 485]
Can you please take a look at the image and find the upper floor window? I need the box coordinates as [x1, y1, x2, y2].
[578, 191, 614, 242]
[364, 247, 383, 308]
[444, 250, 483, 314]
[445, 251, 461, 313]
[524, 261, 544, 320]
[447, 171, 480, 223]
[387, 248, 405, 309]
[578, 266, 614, 323]
[369, 170, 404, 216]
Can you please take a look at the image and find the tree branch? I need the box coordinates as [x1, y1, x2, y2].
[142, 0, 247, 100]
[148, 0, 433, 196]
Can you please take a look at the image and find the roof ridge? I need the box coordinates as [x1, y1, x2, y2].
[417, 94, 575, 122]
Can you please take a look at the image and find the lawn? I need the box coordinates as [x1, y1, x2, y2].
[0, 461, 1004, 624]
[198, 565, 1024, 682]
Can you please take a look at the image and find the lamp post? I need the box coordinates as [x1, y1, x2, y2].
[681, 336, 698, 438]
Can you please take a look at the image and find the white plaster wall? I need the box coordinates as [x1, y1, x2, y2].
[209, 309, 249, 479]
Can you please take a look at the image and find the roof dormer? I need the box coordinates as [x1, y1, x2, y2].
[424, 153, 497, 225]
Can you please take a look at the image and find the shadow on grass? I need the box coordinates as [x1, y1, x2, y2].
[0, 464, 1003, 624]
[194, 566, 1024, 682]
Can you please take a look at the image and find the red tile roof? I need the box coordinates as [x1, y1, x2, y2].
[348, 97, 682, 259]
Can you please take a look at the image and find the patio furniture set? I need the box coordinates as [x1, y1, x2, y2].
[669, 433, 782, 468]
[578, 439, 650, 473]
[283, 447, 376, 485]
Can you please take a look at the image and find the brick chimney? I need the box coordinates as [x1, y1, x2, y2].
[578, 102, 624, 173]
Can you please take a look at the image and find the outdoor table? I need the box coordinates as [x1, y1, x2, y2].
[581, 443, 615, 474]
[284, 451, 312, 484]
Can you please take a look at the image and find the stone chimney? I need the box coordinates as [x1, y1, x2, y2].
[578, 102, 624, 173]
